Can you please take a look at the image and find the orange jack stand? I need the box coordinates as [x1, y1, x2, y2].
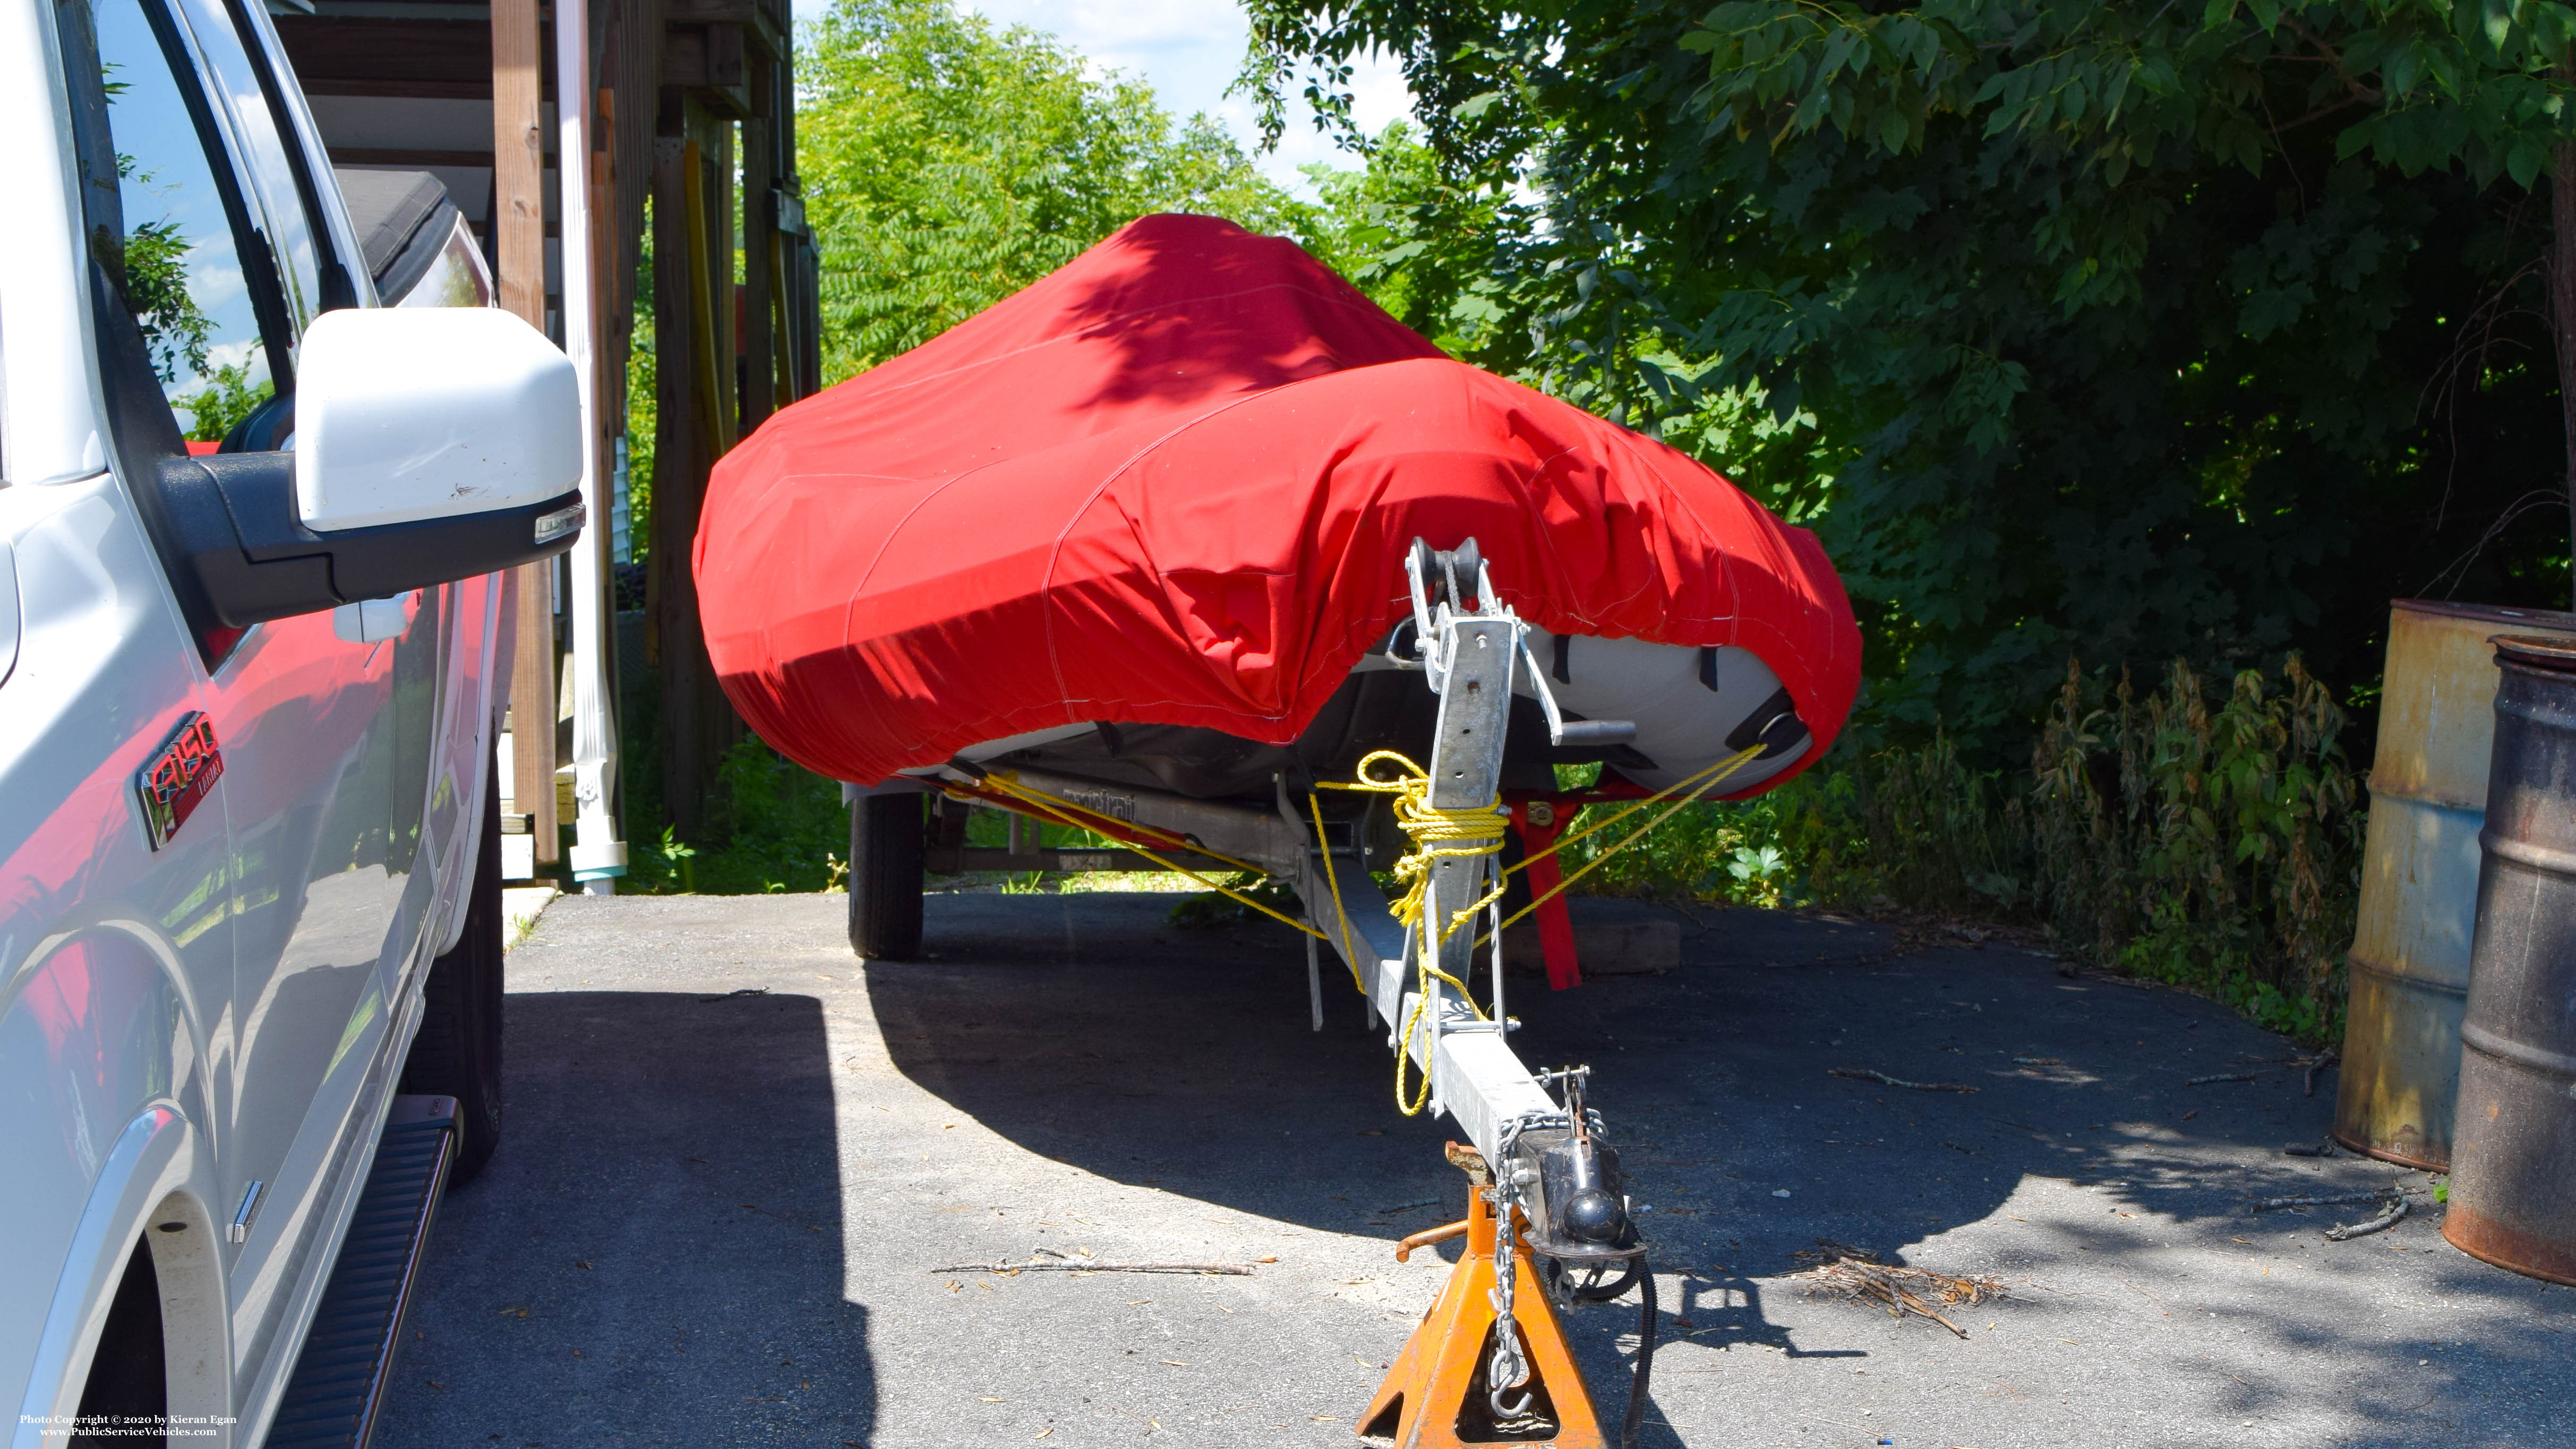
[1359, 1147, 1605, 1448]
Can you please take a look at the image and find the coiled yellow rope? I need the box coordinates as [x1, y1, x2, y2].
[1317, 750, 1512, 1115]
[1323, 743, 1767, 1113]
[1321, 750, 1513, 946]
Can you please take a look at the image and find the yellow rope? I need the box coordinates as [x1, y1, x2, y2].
[1496, 746, 1762, 884]
[1314, 750, 1513, 1114]
[1319, 750, 1513, 945]
[958, 774, 1329, 942]
[966, 738, 1771, 1119]
[1308, 793, 1367, 994]
[972, 773, 1271, 874]
[1480, 744, 1764, 944]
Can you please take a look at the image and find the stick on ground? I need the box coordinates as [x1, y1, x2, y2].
[1828, 1068, 1979, 1093]
[1788, 1242, 2004, 1339]
[2254, 1190, 2394, 1212]
[2324, 1196, 2409, 1242]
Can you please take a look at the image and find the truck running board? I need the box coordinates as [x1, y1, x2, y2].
[265, 1095, 459, 1449]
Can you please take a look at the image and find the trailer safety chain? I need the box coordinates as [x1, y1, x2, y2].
[1487, 1186, 1536, 1420]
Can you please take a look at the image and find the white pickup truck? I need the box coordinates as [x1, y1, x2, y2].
[0, 0, 582, 1443]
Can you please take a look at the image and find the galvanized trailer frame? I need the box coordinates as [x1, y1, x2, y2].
[928, 543, 1618, 1185]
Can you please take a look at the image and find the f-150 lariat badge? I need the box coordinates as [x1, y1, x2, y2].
[138, 711, 224, 850]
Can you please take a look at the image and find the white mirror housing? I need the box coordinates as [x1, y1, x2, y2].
[295, 307, 581, 532]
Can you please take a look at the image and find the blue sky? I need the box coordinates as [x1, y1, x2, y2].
[787, 0, 1415, 197]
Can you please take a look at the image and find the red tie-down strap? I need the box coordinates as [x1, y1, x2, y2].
[1511, 812, 1583, 990]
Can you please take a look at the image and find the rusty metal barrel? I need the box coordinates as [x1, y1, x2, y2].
[2337, 601, 2576, 1168]
[2443, 635, 2576, 1284]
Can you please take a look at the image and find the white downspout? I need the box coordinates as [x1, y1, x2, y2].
[556, 0, 627, 893]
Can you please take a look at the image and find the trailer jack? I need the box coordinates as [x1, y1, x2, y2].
[1361, 1145, 1607, 1448]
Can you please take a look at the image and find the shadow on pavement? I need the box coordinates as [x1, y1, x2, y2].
[869, 893, 2349, 1255]
[871, 892, 2571, 1447]
[372, 989, 871, 1449]
[868, 893, 1477, 1234]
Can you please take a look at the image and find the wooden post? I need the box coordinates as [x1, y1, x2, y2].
[494, 0, 558, 861]
[651, 119, 712, 833]
[739, 56, 776, 435]
[701, 115, 742, 767]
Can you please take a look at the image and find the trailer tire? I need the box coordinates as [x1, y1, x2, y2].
[399, 749, 505, 1185]
[849, 794, 926, 960]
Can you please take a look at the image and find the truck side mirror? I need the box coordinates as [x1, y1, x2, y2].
[156, 308, 586, 627]
[296, 307, 580, 531]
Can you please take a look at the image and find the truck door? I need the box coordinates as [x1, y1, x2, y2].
[202, 0, 498, 991]
[70, 0, 427, 1392]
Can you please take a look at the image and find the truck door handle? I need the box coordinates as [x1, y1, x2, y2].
[332, 591, 417, 644]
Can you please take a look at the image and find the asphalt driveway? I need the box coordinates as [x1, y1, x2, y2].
[369, 891, 2572, 1448]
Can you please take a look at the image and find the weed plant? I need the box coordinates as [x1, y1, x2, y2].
[1555, 655, 2363, 1044]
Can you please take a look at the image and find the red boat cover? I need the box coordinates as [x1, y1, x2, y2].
[696, 214, 1860, 790]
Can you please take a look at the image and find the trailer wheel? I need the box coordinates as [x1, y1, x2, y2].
[400, 749, 505, 1185]
[849, 794, 926, 960]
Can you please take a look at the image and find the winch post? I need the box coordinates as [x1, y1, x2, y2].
[1358, 1146, 1605, 1449]
[1284, 541, 1569, 1166]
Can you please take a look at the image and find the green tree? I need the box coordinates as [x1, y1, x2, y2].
[800, 0, 1323, 382]
[1245, 1, 2576, 751]
[177, 358, 270, 443]
[1301, 122, 1525, 363]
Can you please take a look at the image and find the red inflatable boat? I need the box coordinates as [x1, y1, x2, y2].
[695, 213, 1859, 810]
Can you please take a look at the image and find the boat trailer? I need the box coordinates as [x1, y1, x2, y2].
[910, 541, 1696, 1446]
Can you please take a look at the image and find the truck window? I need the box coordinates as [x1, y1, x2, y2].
[174, 0, 353, 330]
[72, 0, 298, 450]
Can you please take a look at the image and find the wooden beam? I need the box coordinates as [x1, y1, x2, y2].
[275, 16, 504, 93]
[493, 0, 557, 862]
[662, 24, 748, 116]
[329, 147, 507, 167]
[662, 0, 781, 59]
[298, 76, 495, 98]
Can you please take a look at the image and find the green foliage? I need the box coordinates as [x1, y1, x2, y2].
[1557, 655, 2360, 1042]
[799, 0, 1322, 382]
[1247, 0, 2576, 756]
[1168, 871, 1303, 928]
[626, 232, 657, 562]
[1300, 123, 1527, 364]
[122, 217, 213, 385]
[176, 360, 269, 443]
[619, 736, 849, 895]
[2030, 655, 2363, 1041]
